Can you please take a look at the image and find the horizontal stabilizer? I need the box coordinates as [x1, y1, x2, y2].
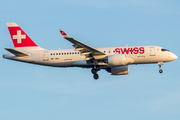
[5, 48, 29, 57]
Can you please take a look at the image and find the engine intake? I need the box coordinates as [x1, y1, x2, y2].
[107, 54, 134, 66]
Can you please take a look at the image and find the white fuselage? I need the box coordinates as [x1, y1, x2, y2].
[4, 22, 178, 79]
[3, 45, 177, 68]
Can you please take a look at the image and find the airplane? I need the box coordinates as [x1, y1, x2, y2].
[3, 22, 178, 80]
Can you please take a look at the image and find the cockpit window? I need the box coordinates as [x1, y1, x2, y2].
[161, 48, 170, 52]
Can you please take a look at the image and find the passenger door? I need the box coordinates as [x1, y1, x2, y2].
[150, 47, 156, 56]
[43, 51, 49, 61]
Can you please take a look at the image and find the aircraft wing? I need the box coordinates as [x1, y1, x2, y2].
[59, 29, 106, 60]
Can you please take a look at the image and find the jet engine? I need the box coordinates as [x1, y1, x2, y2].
[107, 54, 134, 66]
[106, 65, 129, 75]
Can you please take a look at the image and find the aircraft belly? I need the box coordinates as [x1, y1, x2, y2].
[72, 60, 87, 66]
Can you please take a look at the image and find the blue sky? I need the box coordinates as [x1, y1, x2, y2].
[0, 0, 180, 120]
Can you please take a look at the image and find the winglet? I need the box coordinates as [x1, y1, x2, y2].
[59, 29, 71, 38]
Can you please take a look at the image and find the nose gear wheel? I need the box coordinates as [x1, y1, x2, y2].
[159, 64, 163, 74]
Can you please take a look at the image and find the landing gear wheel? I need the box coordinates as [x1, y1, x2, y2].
[159, 69, 163, 73]
[93, 74, 99, 80]
[158, 63, 163, 74]
[91, 69, 97, 74]
[91, 66, 100, 80]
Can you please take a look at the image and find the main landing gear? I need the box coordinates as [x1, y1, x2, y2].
[91, 66, 100, 80]
[158, 62, 163, 74]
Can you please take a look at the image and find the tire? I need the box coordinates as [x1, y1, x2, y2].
[91, 69, 97, 74]
[93, 74, 99, 80]
[159, 69, 163, 73]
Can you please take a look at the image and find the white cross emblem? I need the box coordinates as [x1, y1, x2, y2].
[13, 30, 26, 44]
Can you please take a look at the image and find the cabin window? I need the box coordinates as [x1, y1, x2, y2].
[67, 53, 69, 55]
[64, 53, 66, 55]
[59, 53, 61, 55]
[62, 53, 63, 55]
[51, 53, 52, 55]
[72, 52, 74, 54]
[70, 52, 71, 55]
[53, 53, 55, 55]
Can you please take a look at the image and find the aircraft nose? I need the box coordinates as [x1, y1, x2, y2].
[170, 53, 178, 61]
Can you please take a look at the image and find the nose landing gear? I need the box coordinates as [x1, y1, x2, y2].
[91, 66, 100, 80]
[159, 68, 163, 73]
[158, 62, 163, 74]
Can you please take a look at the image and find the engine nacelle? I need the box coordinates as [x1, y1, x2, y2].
[107, 54, 134, 66]
[106, 65, 129, 75]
